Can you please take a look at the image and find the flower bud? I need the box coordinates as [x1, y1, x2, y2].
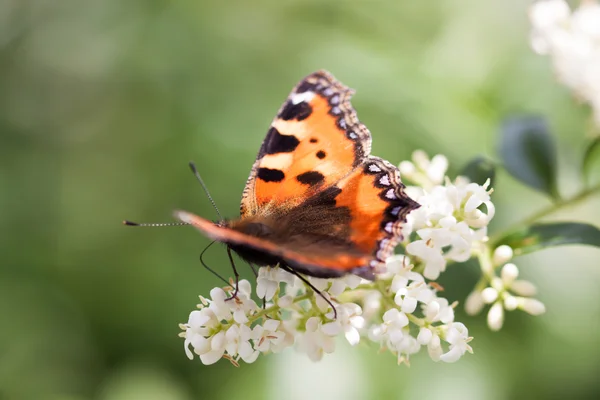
[493, 245, 514, 266]
[511, 279, 537, 296]
[501, 263, 519, 284]
[481, 287, 499, 304]
[465, 290, 485, 315]
[487, 302, 504, 331]
[503, 295, 518, 311]
[417, 327, 433, 345]
[519, 298, 546, 315]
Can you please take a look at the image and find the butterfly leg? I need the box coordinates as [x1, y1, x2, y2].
[248, 262, 259, 278]
[247, 262, 267, 310]
[279, 264, 338, 320]
[225, 246, 240, 301]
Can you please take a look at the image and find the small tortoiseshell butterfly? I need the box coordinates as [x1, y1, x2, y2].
[175, 70, 419, 281]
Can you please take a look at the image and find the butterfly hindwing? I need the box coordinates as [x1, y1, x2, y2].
[334, 156, 419, 272]
[241, 70, 372, 217]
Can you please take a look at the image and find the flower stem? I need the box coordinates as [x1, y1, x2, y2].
[489, 182, 600, 244]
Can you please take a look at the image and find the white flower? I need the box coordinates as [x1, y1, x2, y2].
[225, 324, 259, 364]
[225, 280, 259, 324]
[256, 267, 280, 301]
[423, 297, 455, 324]
[207, 288, 233, 321]
[333, 303, 365, 346]
[440, 323, 473, 363]
[182, 308, 219, 360]
[297, 317, 337, 362]
[399, 151, 449, 189]
[253, 319, 286, 353]
[530, 0, 600, 126]
[406, 239, 447, 280]
[203, 330, 226, 365]
[427, 331, 443, 361]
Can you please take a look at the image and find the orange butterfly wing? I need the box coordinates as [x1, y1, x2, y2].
[334, 156, 418, 272]
[240, 70, 371, 217]
[175, 210, 373, 277]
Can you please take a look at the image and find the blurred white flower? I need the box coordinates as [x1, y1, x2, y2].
[530, 0, 600, 126]
[256, 266, 280, 301]
[465, 290, 485, 315]
[519, 298, 547, 315]
[481, 287, 499, 304]
[493, 245, 514, 266]
[297, 317, 337, 362]
[487, 302, 505, 331]
[511, 279, 538, 297]
[399, 151, 449, 189]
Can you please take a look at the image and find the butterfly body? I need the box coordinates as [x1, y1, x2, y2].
[177, 70, 419, 280]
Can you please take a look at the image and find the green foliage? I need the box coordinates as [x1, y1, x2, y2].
[498, 116, 560, 200]
[493, 223, 600, 256]
[460, 156, 496, 187]
[583, 136, 600, 186]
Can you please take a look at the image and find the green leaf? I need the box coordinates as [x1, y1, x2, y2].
[582, 136, 600, 186]
[498, 116, 559, 199]
[494, 222, 600, 256]
[460, 156, 496, 187]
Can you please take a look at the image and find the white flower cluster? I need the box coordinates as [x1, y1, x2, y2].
[181, 257, 473, 366]
[400, 150, 495, 280]
[529, 0, 600, 126]
[465, 245, 546, 331]
[180, 151, 543, 366]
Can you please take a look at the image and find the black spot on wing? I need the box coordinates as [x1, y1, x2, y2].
[316, 150, 326, 159]
[309, 138, 318, 143]
[296, 171, 325, 186]
[296, 81, 314, 93]
[279, 101, 312, 121]
[300, 185, 341, 208]
[257, 168, 285, 182]
[264, 127, 300, 154]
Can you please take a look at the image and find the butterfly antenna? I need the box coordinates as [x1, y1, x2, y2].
[123, 220, 190, 227]
[199, 240, 230, 286]
[189, 161, 224, 221]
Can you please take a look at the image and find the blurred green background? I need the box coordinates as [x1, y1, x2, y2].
[1, 0, 600, 399]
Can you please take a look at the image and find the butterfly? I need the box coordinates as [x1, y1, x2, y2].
[175, 70, 419, 286]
